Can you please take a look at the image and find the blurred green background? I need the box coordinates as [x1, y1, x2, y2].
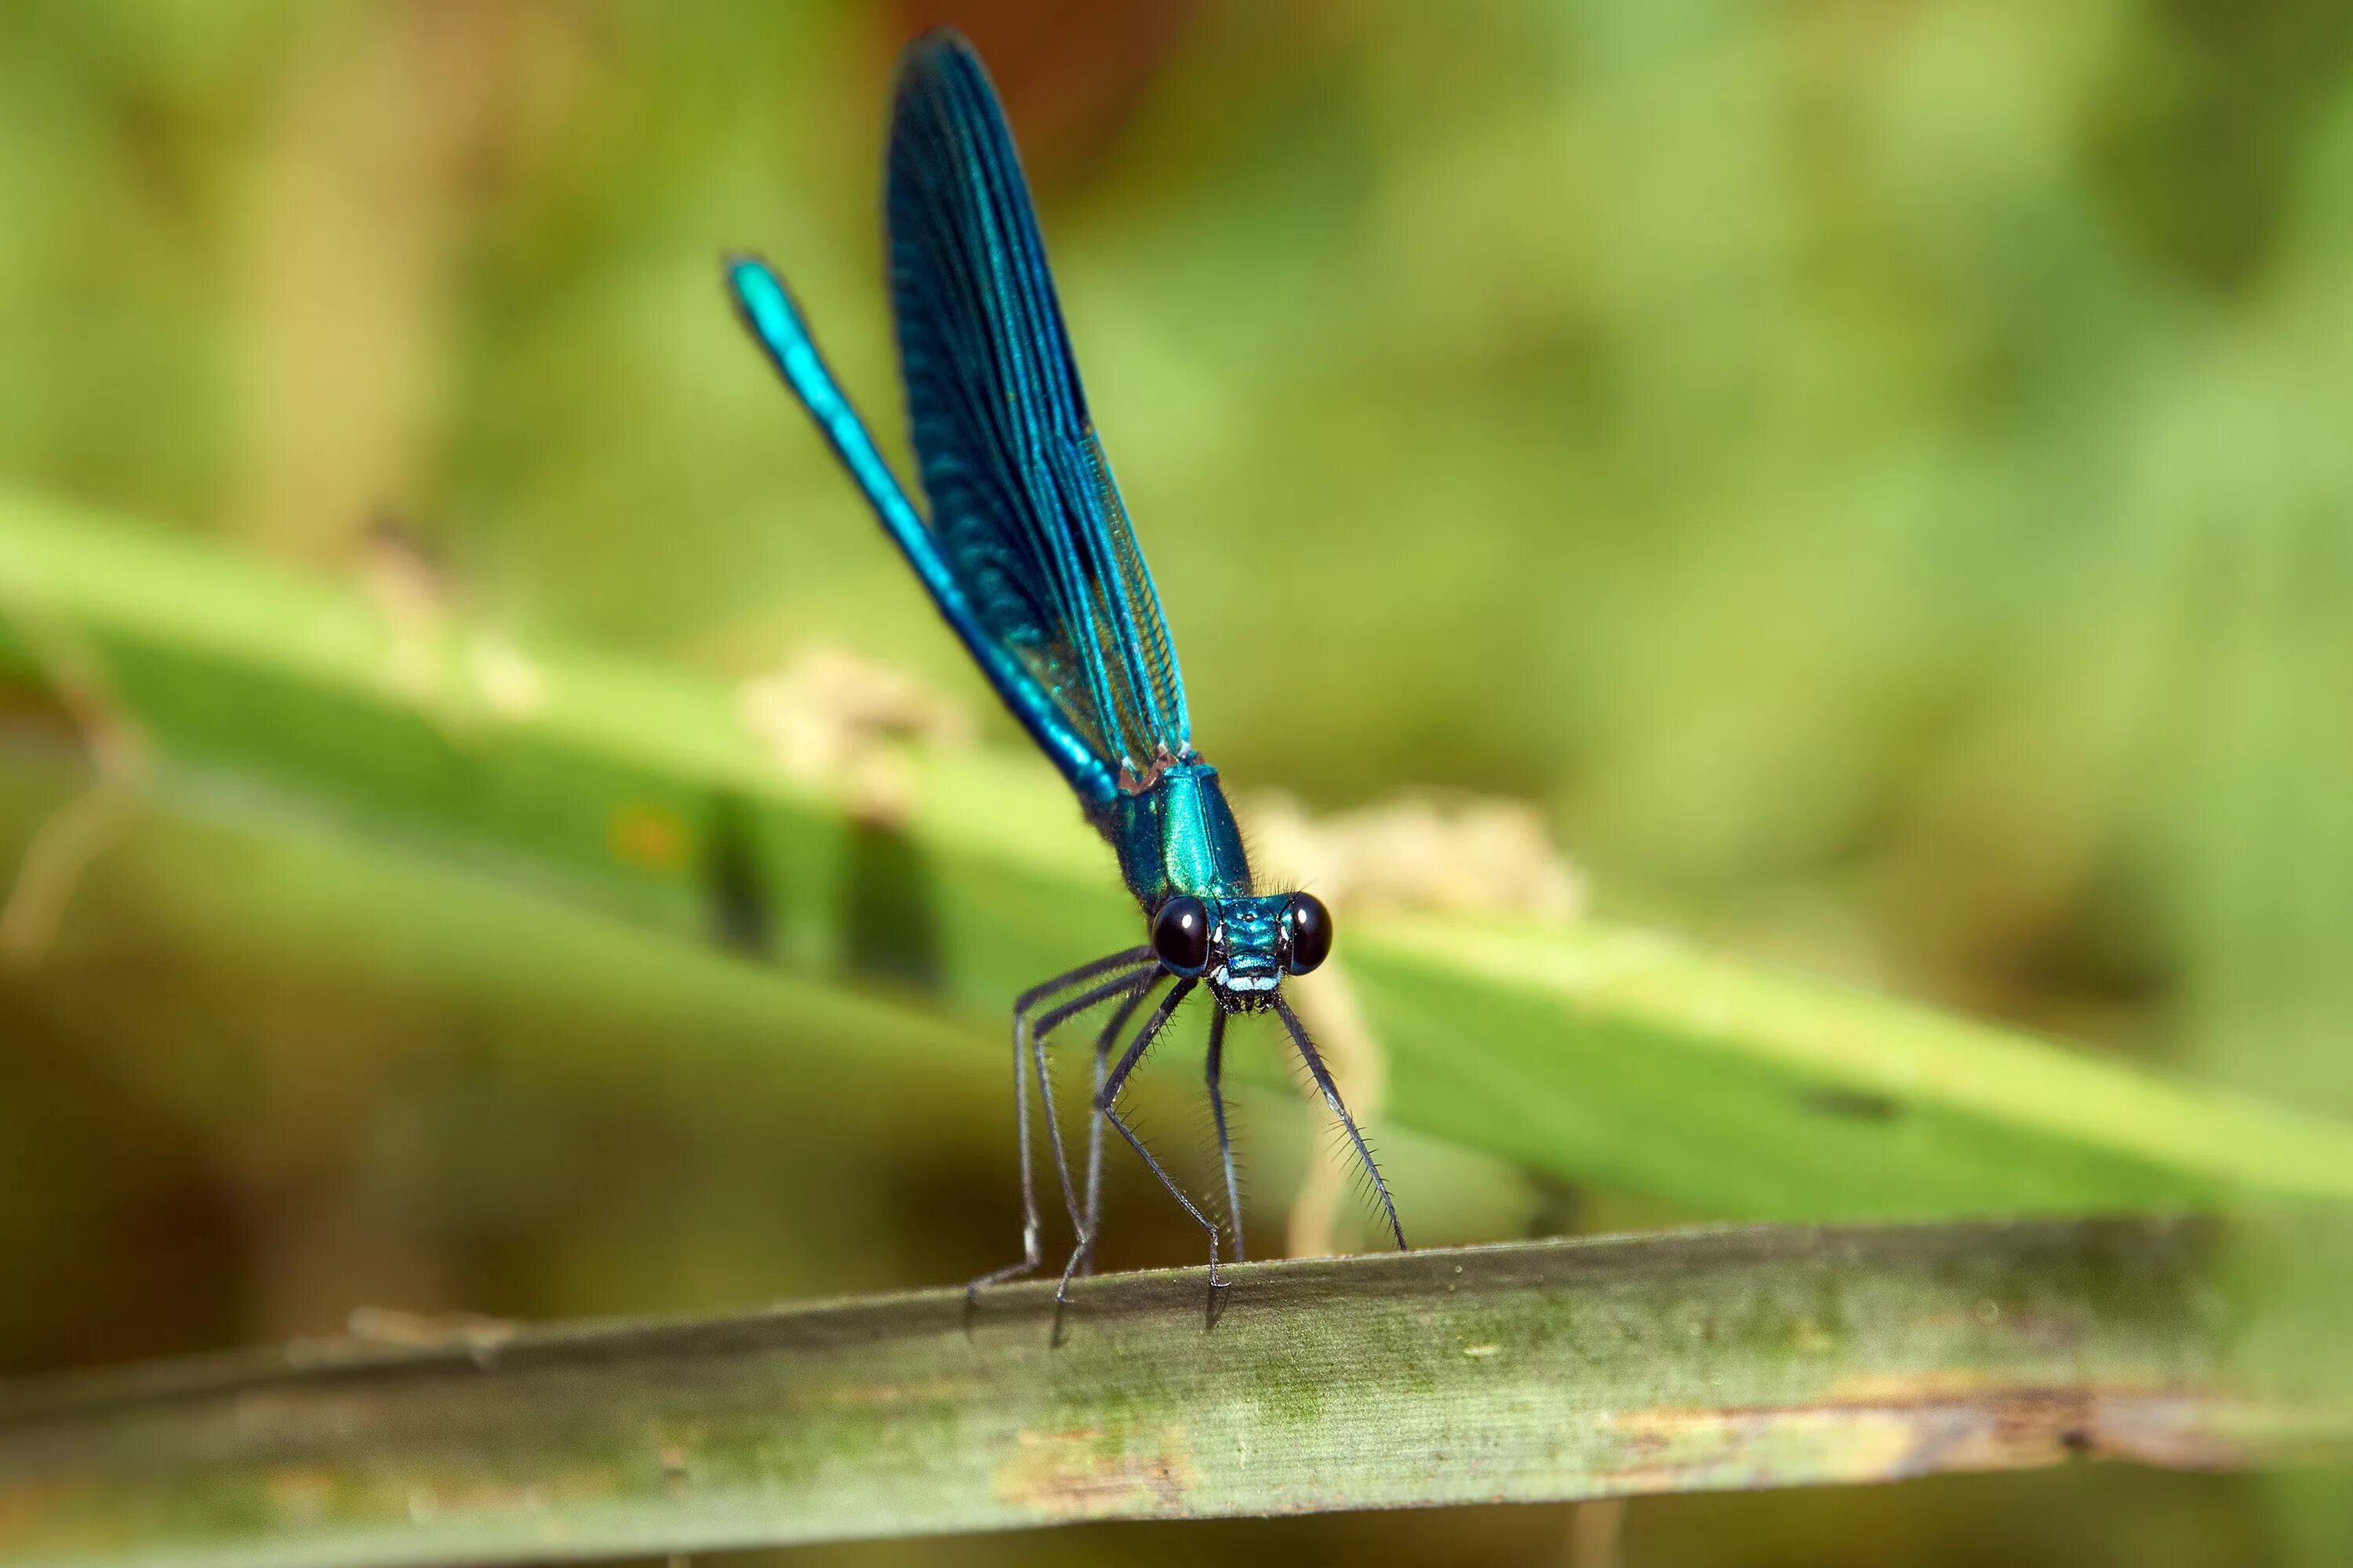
[2, 1, 2348, 1563]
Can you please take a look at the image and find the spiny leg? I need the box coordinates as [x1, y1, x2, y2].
[968, 946, 1153, 1297]
[1027, 968, 1158, 1246]
[1065, 977, 1215, 1301]
[1078, 975, 1161, 1278]
[1015, 945, 1154, 1017]
[991, 959, 1156, 1284]
[1205, 1008, 1244, 1264]
[1272, 992, 1406, 1252]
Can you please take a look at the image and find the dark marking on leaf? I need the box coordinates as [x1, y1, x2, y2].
[1803, 1088, 1904, 1122]
[844, 819, 941, 990]
[702, 792, 775, 959]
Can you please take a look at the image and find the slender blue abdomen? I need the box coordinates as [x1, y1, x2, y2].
[727, 257, 1119, 805]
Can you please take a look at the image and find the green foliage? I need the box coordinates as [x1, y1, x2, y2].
[1, 489, 2347, 1228]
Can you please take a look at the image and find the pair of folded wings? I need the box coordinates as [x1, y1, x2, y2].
[884, 33, 1191, 799]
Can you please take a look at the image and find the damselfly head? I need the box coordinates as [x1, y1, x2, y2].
[1154, 891, 1333, 1011]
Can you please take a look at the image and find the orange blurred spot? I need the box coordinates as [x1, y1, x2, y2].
[610, 806, 688, 871]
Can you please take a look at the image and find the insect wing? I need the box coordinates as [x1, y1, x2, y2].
[886, 31, 1192, 787]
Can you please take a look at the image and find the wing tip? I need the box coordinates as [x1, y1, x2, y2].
[902, 25, 979, 67]
[894, 26, 989, 106]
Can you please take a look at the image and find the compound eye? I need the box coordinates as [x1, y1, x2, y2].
[1151, 895, 1212, 975]
[1282, 892, 1333, 975]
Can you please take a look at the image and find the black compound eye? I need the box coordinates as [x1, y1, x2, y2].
[1282, 892, 1333, 975]
[1151, 895, 1212, 974]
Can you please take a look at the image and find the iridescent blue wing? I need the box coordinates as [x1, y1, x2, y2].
[885, 31, 1191, 785]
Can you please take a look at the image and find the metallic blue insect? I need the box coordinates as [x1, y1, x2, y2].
[727, 29, 1403, 1297]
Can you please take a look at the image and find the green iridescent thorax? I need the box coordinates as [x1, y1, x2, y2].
[1100, 762, 1252, 908]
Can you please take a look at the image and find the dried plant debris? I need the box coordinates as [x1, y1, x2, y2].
[738, 646, 976, 824]
[1245, 789, 1584, 922]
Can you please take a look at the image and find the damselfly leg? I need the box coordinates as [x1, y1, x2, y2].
[1076, 974, 1162, 1278]
[1071, 977, 1213, 1300]
[1204, 1009, 1244, 1264]
[977, 952, 1402, 1306]
[1272, 992, 1406, 1253]
[968, 946, 1151, 1297]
